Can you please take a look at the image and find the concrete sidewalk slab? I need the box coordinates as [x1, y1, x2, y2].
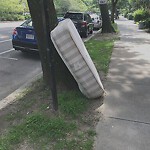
[96, 118, 150, 150]
[95, 16, 150, 150]
[101, 82, 150, 123]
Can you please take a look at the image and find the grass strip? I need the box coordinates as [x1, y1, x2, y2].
[85, 39, 114, 74]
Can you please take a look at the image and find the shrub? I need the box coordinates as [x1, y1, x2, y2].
[0, 13, 25, 21]
[25, 14, 31, 20]
[127, 13, 134, 20]
[145, 18, 150, 29]
[133, 9, 150, 22]
[124, 11, 129, 18]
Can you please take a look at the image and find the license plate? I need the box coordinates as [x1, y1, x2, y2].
[26, 34, 34, 39]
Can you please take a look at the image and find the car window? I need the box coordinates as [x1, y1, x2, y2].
[87, 14, 92, 22]
[84, 14, 87, 21]
[64, 13, 83, 20]
[21, 19, 33, 27]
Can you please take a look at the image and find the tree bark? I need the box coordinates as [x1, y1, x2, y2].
[111, 1, 115, 23]
[27, 0, 52, 84]
[27, 0, 78, 89]
[111, 0, 119, 23]
[46, 0, 78, 89]
[99, 3, 115, 33]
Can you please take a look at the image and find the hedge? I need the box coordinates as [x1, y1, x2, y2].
[0, 13, 25, 21]
[133, 9, 150, 22]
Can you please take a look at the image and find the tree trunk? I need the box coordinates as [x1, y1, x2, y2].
[111, 2, 115, 23]
[111, 0, 119, 23]
[27, 0, 52, 84]
[99, 3, 115, 33]
[46, 0, 78, 89]
[27, 0, 78, 89]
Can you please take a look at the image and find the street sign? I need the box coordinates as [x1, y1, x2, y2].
[99, 0, 107, 4]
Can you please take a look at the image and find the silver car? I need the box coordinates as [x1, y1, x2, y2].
[90, 14, 102, 30]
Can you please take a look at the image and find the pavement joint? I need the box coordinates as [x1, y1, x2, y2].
[108, 116, 150, 126]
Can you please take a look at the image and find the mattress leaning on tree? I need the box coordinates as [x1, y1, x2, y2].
[51, 19, 104, 99]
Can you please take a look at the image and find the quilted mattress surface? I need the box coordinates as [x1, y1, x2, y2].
[51, 19, 104, 99]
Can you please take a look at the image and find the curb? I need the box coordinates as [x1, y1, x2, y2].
[83, 29, 102, 42]
[0, 72, 42, 110]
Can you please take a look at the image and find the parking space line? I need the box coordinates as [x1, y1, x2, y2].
[0, 39, 11, 43]
[0, 56, 18, 61]
[0, 48, 15, 55]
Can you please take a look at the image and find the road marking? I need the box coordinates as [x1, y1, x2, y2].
[0, 39, 11, 43]
[0, 56, 18, 61]
[0, 48, 14, 55]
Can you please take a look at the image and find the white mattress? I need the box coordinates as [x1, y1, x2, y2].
[51, 19, 104, 99]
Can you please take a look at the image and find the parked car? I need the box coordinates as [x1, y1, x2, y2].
[12, 18, 62, 52]
[64, 12, 94, 38]
[12, 19, 37, 52]
[90, 13, 102, 30]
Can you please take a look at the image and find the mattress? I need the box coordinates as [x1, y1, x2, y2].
[51, 19, 104, 99]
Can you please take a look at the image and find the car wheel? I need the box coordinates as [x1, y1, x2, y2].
[82, 29, 88, 38]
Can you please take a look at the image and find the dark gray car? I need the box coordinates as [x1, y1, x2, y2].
[64, 12, 94, 38]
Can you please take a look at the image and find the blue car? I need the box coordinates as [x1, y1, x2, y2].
[12, 18, 64, 52]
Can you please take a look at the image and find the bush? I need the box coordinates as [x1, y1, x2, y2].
[25, 14, 31, 20]
[145, 18, 150, 29]
[124, 11, 129, 18]
[0, 13, 25, 21]
[133, 9, 150, 22]
[127, 13, 134, 20]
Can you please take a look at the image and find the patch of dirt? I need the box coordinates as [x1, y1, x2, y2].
[16, 140, 34, 150]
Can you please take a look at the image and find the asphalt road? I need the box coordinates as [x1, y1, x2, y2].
[0, 21, 42, 101]
[0, 21, 99, 101]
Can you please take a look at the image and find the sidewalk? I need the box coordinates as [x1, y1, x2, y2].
[95, 17, 150, 150]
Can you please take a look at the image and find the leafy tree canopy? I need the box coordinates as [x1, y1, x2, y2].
[0, 0, 24, 14]
[54, 0, 100, 14]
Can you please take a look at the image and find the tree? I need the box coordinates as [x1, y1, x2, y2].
[0, 0, 24, 14]
[111, 0, 119, 23]
[27, 0, 77, 89]
[99, 0, 115, 33]
[129, 0, 150, 10]
[54, 0, 71, 14]
[117, 0, 129, 10]
[54, 0, 88, 14]
[0, 0, 25, 21]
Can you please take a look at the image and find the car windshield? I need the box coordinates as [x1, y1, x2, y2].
[64, 13, 83, 20]
[21, 19, 33, 27]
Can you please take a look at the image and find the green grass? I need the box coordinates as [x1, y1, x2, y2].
[58, 91, 88, 118]
[112, 23, 119, 33]
[85, 39, 114, 74]
[0, 86, 94, 150]
[0, 114, 77, 150]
